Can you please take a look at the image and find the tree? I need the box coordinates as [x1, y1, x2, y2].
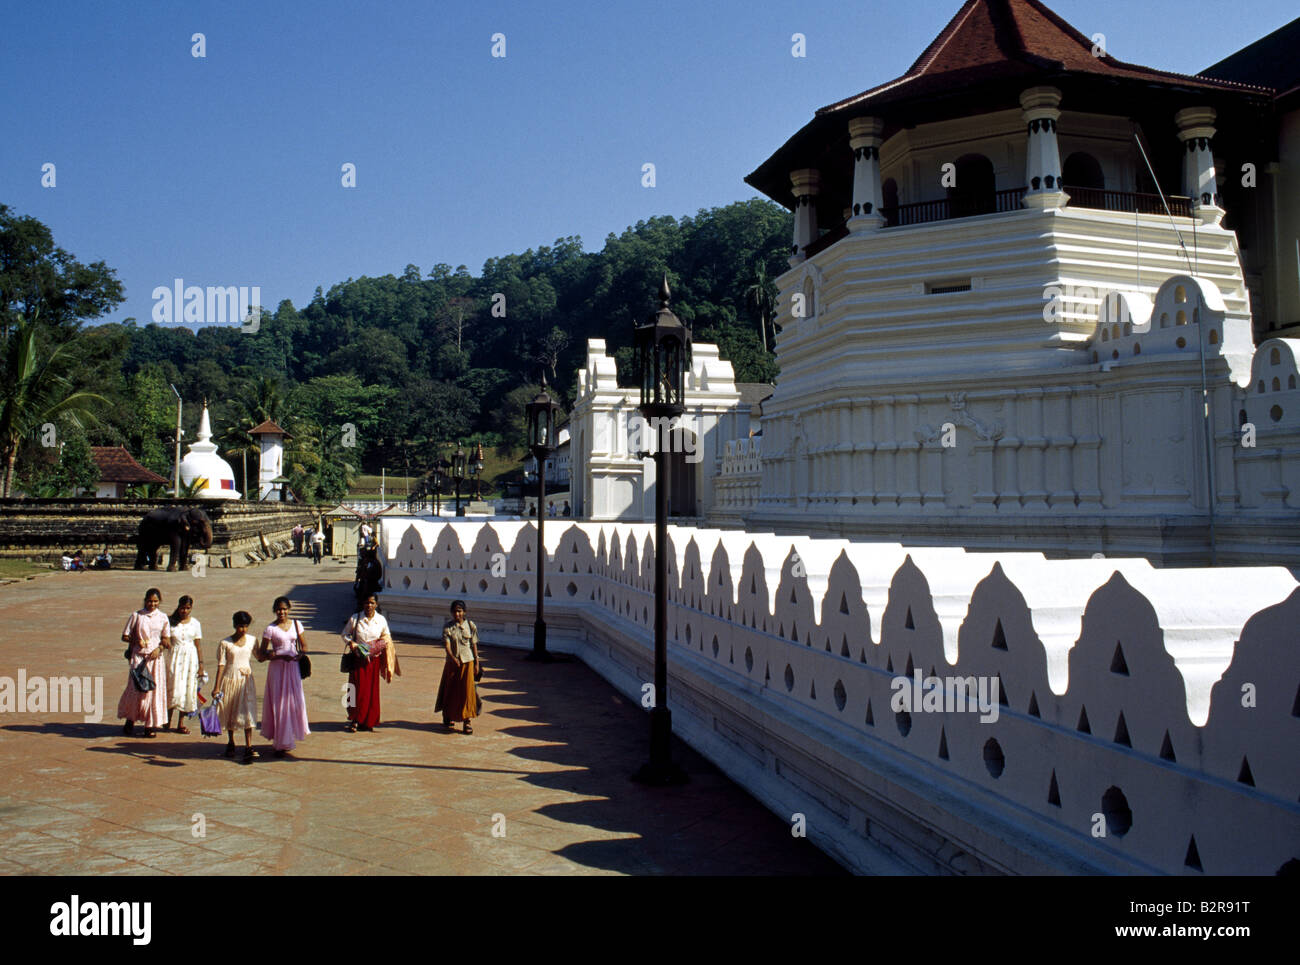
[0, 204, 125, 341]
[745, 259, 778, 353]
[15, 422, 99, 497]
[0, 315, 108, 496]
[436, 296, 477, 353]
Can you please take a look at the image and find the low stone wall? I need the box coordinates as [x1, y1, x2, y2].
[0, 499, 320, 567]
[378, 517, 1300, 876]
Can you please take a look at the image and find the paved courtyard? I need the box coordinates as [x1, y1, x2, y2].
[0, 555, 842, 875]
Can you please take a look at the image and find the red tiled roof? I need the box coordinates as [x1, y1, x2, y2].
[90, 447, 169, 484]
[249, 419, 289, 436]
[746, 0, 1274, 208]
[820, 0, 1270, 117]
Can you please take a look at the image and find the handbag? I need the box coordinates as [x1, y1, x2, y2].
[199, 700, 223, 737]
[295, 620, 312, 679]
[129, 654, 155, 693]
[340, 613, 361, 673]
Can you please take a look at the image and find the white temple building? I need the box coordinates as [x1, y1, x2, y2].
[178, 404, 241, 499]
[250, 419, 289, 500]
[568, 0, 1300, 565]
[568, 338, 766, 521]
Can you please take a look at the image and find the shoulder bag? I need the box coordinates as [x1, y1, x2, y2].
[296, 620, 312, 679]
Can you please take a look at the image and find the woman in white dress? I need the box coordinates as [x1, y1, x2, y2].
[166, 595, 203, 733]
[213, 610, 259, 763]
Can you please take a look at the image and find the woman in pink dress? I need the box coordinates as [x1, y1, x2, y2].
[117, 588, 172, 737]
[257, 596, 310, 757]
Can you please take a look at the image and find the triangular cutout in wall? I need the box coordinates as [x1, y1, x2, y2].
[1238, 756, 1256, 786]
[991, 618, 1007, 650]
[1159, 730, 1176, 762]
[1110, 641, 1130, 675]
[1114, 712, 1132, 747]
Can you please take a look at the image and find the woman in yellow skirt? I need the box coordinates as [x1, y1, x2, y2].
[435, 600, 480, 734]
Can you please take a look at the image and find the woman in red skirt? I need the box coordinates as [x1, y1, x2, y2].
[341, 595, 398, 732]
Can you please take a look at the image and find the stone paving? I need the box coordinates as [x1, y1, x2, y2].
[0, 555, 843, 875]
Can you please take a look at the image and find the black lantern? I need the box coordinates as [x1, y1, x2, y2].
[472, 441, 486, 499]
[525, 375, 565, 661]
[632, 275, 691, 786]
[526, 378, 563, 457]
[634, 275, 692, 418]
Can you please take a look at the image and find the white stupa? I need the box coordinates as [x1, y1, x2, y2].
[179, 403, 241, 499]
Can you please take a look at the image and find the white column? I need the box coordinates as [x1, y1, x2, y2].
[789, 168, 821, 266]
[848, 117, 885, 231]
[1020, 86, 1068, 209]
[1175, 107, 1224, 226]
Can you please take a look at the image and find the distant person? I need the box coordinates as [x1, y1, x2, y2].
[547, 502, 557, 518]
[257, 597, 310, 757]
[311, 527, 324, 564]
[165, 595, 203, 734]
[528, 503, 536, 517]
[117, 588, 171, 737]
[92, 546, 113, 569]
[562, 500, 571, 517]
[435, 600, 481, 735]
[358, 520, 373, 550]
[291, 523, 304, 555]
[213, 611, 258, 762]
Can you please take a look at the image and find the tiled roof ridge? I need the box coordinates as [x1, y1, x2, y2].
[817, 0, 1271, 116]
[90, 445, 169, 484]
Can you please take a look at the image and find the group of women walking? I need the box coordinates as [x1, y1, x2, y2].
[116, 590, 480, 756]
[118, 589, 311, 760]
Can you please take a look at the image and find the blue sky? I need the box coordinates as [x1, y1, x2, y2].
[3, 0, 1294, 327]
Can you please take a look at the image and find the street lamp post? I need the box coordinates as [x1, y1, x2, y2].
[525, 377, 563, 661]
[452, 444, 467, 517]
[633, 275, 691, 785]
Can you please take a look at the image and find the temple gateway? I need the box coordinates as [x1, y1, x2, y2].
[571, 0, 1300, 565]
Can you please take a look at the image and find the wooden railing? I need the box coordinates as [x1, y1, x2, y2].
[882, 187, 1027, 227]
[1062, 185, 1194, 218]
[802, 184, 1196, 253]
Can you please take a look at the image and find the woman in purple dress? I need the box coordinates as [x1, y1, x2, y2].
[257, 596, 310, 757]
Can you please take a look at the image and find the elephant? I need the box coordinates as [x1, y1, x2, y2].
[134, 507, 215, 571]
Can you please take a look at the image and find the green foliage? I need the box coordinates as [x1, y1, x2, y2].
[5, 200, 793, 499]
[15, 423, 99, 497]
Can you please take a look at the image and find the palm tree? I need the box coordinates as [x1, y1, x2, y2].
[0, 314, 106, 497]
[744, 260, 778, 354]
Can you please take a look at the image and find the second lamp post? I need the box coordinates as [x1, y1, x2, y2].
[526, 377, 563, 660]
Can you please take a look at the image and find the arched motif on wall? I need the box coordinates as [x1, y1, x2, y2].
[663, 422, 699, 518]
[882, 178, 899, 226]
[1063, 152, 1105, 191]
[948, 154, 996, 218]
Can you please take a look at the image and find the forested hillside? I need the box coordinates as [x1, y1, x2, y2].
[2, 199, 791, 502]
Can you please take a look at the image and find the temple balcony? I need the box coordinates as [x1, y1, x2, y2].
[776, 199, 1252, 387]
[804, 186, 1196, 257]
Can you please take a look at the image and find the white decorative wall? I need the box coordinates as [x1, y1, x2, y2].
[380, 517, 1300, 876]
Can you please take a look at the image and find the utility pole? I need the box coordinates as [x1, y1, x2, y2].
[170, 384, 183, 496]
